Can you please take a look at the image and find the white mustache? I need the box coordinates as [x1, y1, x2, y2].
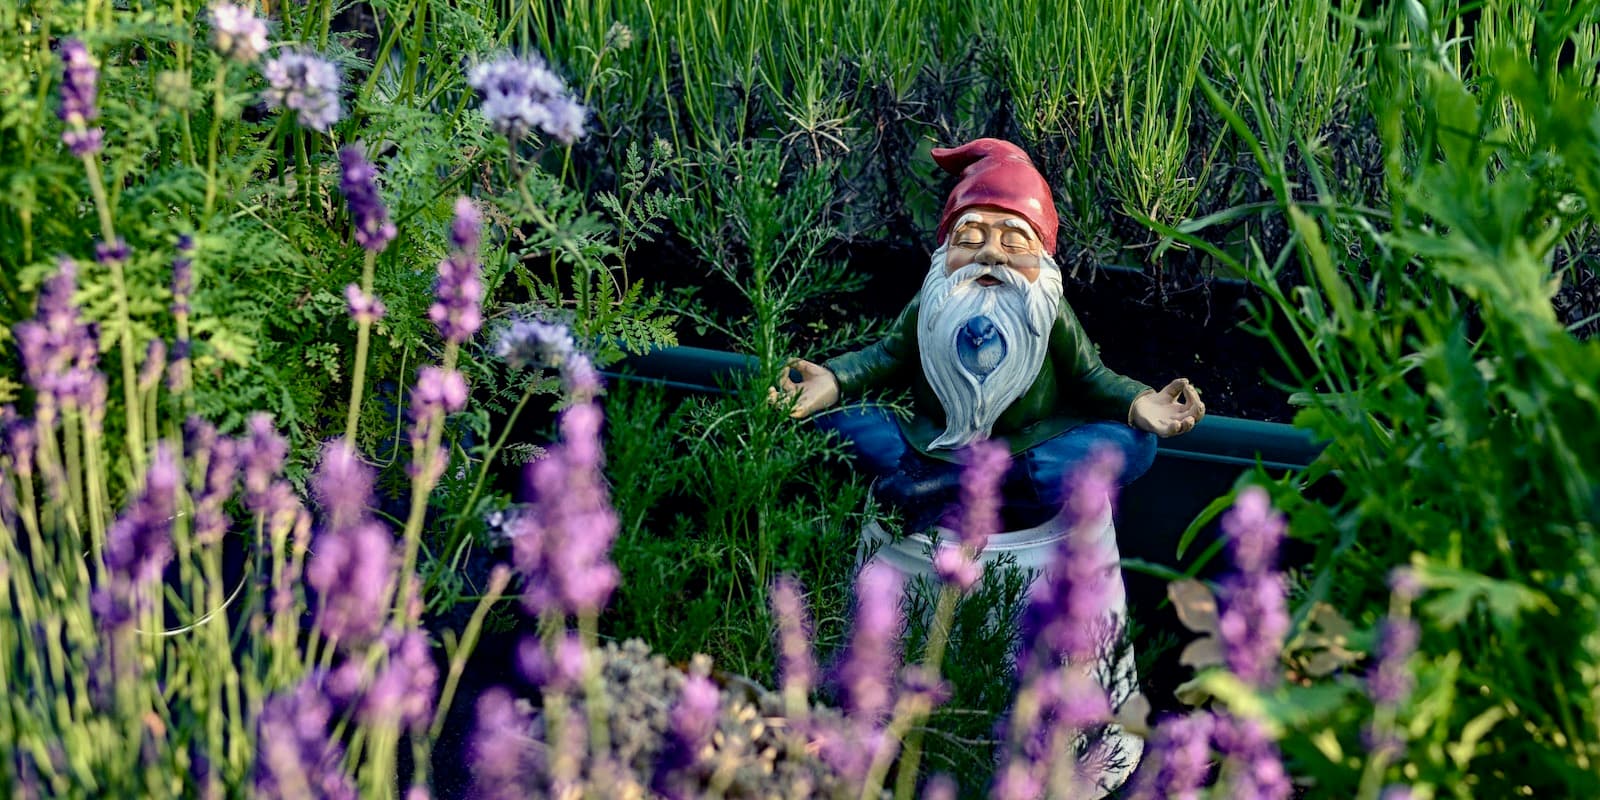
[945, 264, 1030, 292]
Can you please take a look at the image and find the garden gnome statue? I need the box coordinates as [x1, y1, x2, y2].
[771, 138, 1205, 528]
[770, 138, 1205, 797]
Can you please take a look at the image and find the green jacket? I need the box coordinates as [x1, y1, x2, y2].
[824, 295, 1151, 462]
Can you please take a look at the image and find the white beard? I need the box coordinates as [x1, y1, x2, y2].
[917, 246, 1065, 450]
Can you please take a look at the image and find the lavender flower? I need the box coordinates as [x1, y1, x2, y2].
[359, 629, 437, 732]
[935, 440, 1009, 590]
[313, 441, 374, 528]
[1214, 716, 1290, 800]
[344, 284, 386, 324]
[58, 39, 103, 156]
[467, 55, 589, 144]
[95, 238, 130, 264]
[1128, 712, 1215, 800]
[1380, 785, 1416, 800]
[1, 406, 34, 478]
[261, 49, 342, 131]
[654, 672, 720, 799]
[471, 688, 537, 800]
[104, 444, 179, 586]
[306, 520, 394, 647]
[255, 678, 358, 800]
[14, 258, 99, 408]
[1018, 451, 1124, 669]
[208, 1, 270, 64]
[138, 339, 167, 390]
[771, 577, 816, 694]
[429, 197, 484, 344]
[511, 400, 619, 616]
[338, 147, 396, 252]
[171, 234, 194, 314]
[237, 413, 288, 514]
[1217, 486, 1290, 688]
[838, 562, 903, 722]
[1368, 617, 1419, 707]
[408, 367, 468, 484]
[923, 775, 957, 800]
[517, 633, 587, 692]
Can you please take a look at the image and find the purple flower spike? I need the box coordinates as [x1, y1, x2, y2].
[360, 629, 437, 732]
[516, 633, 587, 692]
[138, 339, 167, 389]
[838, 562, 904, 722]
[1380, 786, 1416, 800]
[94, 238, 130, 264]
[1217, 487, 1290, 689]
[654, 671, 720, 800]
[471, 688, 536, 800]
[237, 413, 288, 514]
[15, 258, 99, 408]
[1, 407, 36, 478]
[209, 1, 270, 64]
[1214, 716, 1290, 800]
[58, 39, 103, 156]
[1367, 617, 1419, 708]
[338, 147, 396, 253]
[186, 419, 238, 546]
[467, 55, 589, 144]
[105, 443, 179, 586]
[429, 198, 484, 345]
[313, 441, 374, 527]
[936, 440, 1009, 590]
[262, 49, 342, 132]
[345, 284, 386, 324]
[922, 774, 957, 800]
[511, 399, 620, 617]
[255, 678, 357, 800]
[1128, 712, 1215, 800]
[171, 234, 195, 315]
[306, 521, 394, 648]
[770, 577, 816, 694]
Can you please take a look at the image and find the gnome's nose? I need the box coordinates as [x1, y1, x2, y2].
[964, 317, 997, 345]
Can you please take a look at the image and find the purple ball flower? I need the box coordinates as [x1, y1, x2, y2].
[344, 284, 386, 324]
[467, 55, 589, 144]
[58, 39, 103, 156]
[255, 678, 357, 800]
[494, 317, 603, 400]
[262, 49, 342, 132]
[338, 147, 397, 253]
[770, 577, 816, 693]
[305, 520, 394, 647]
[208, 1, 270, 64]
[429, 198, 484, 345]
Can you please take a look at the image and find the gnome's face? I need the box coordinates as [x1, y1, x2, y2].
[917, 208, 1064, 450]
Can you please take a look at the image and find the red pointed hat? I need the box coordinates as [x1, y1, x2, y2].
[932, 139, 1058, 254]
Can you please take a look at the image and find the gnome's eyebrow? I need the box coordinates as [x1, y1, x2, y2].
[1001, 219, 1038, 240]
[952, 212, 986, 232]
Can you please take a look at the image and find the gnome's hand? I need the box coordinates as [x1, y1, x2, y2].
[1129, 378, 1205, 437]
[768, 358, 840, 419]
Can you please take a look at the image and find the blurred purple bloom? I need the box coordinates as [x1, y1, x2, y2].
[359, 629, 437, 732]
[1128, 712, 1215, 800]
[208, 1, 269, 64]
[262, 49, 342, 131]
[313, 440, 374, 527]
[655, 672, 720, 799]
[471, 688, 537, 800]
[936, 440, 1008, 590]
[770, 577, 816, 693]
[105, 443, 179, 586]
[1213, 716, 1289, 800]
[255, 678, 357, 800]
[429, 198, 484, 344]
[338, 147, 396, 253]
[467, 55, 589, 144]
[186, 419, 238, 545]
[1018, 455, 1123, 668]
[15, 258, 100, 408]
[1389, 566, 1422, 603]
[138, 338, 167, 390]
[923, 774, 957, 800]
[1367, 617, 1419, 708]
[1218, 487, 1290, 688]
[58, 39, 103, 156]
[838, 562, 903, 721]
[517, 633, 587, 692]
[410, 367, 469, 421]
[511, 400, 619, 616]
[306, 520, 394, 647]
[171, 234, 195, 315]
[345, 284, 386, 324]
[95, 238, 130, 264]
[1, 406, 35, 478]
[495, 318, 603, 400]
[989, 761, 1043, 800]
[237, 413, 288, 514]
[1380, 785, 1415, 800]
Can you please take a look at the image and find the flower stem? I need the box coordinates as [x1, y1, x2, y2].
[428, 567, 511, 740]
[892, 585, 960, 799]
[394, 345, 458, 622]
[343, 249, 379, 445]
[579, 610, 611, 759]
[81, 153, 144, 477]
[438, 383, 536, 582]
[203, 64, 228, 223]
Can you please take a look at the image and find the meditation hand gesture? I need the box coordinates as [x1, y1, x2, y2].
[1129, 378, 1205, 437]
[768, 358, 840, 419]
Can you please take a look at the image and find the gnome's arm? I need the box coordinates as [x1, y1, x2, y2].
[1051, 300, 1153, 422]
[824, 298, 920, 398]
